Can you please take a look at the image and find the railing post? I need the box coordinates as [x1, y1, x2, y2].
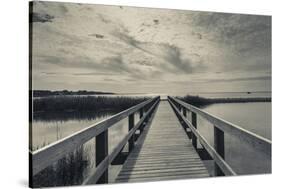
[139, 108, 144, 133]
[128, 113, 135, 152]
[140, 108, 144, 119]
[191, 112, 197, 149]
[183, 107, 187, 117]
[96, 130, 108, 184]
[214, 126, 225, 176]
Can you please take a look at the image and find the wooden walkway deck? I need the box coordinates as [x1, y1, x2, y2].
[116, 101, 209, 183]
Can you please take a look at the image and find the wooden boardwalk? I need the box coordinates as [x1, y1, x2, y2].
[31, 96, 271, 186]
[116, 101, 209, 183]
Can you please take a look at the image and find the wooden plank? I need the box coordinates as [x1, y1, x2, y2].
[122, 164, 206, 171]
[128, 154, 201, 159]
[117, 169, 209, 179]
[119, 167, 208, 175]
[170, 97, 271, 157]
[116, 173, 209, 183]
[121, 163, 206, 171]
[116, 101, 209, 183]
[122, 160, 204, 167]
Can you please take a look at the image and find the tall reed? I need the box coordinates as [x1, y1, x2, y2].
[33, 96, 149, 113]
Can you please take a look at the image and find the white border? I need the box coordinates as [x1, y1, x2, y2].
[0, 0, 279, 188]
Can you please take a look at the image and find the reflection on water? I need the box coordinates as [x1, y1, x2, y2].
[189, 102, 271, 175]
[32, 111, 117, 150]
[32, 110, 141, 187]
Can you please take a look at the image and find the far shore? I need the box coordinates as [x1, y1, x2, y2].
[178, 95, 271, 107]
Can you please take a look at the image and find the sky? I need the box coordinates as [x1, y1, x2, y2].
[31, 1, 271, 95]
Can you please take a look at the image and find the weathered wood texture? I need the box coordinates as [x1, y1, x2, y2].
[116, 101, 209, 183]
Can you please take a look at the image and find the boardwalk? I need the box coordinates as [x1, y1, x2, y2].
[31, 96, 271, 186]
[116, 101, 209, 183]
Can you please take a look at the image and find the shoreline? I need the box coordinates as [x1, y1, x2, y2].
[178, 95, 271, 107]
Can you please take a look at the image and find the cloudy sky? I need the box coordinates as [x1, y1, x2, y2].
[31, 1, 271, 95]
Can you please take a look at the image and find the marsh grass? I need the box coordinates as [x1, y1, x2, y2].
[32, 147, 89, 187]
[33, 95, 149, 113]
[179, 95, 271, 107]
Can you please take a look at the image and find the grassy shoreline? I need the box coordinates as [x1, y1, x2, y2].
[33, 90, 114, 97]
[178, 95, 271, 107]
[33, 95, 149, 113]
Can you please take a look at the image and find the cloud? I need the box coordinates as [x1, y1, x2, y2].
[191, 31, 202, 39]
[41, 72, 60, 75]
[88, 33, 105, 39]
[161, 44, 193, 73]
[101, 55, 132, 73]
[153, 19, 159, 25]
[97, 14, 111, 24]
[198, 76, 271, 83]
[31, 12, 54, 23]
[37, 54, 100, 70]
[41, 71, 119, 76]
[31, 2, 271, 93]
[192, 12, 271, 54]
[37, 53, 139, 78]
[58, 4, 68, 14]
[71, 72, 118, 76]
[112, 31, 195, 74]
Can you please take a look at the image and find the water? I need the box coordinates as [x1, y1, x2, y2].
[189, 91, 271, 98]
[31, 111, 141, 187]
[186, 102, 271, 175]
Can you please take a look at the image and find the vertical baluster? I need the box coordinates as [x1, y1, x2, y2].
[96, 130, 108, 183]
[128, 113, 135, 152]
[139, 108, 144, 133]
[214, 127, 225, 176]
[183, 107, 187, 117]
[182, 107, 187, 130]
[191, 112, 197, 149]
[140, 108, 144, 119]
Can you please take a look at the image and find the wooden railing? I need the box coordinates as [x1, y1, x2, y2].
[168, 96, 271, 176]
[30, 96, 160, 184]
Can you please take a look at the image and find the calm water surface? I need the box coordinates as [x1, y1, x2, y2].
[191, 102, 271, 175]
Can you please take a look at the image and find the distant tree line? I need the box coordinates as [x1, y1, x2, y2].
[179, 95, 271, 107]
[32, 90, 114, 97]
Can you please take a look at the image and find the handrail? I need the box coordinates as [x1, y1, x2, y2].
[168, 98, 236, 176]
[169, 96, 271, 156]
[83, 98, 159, 184]
[31, 96, 160, 177]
